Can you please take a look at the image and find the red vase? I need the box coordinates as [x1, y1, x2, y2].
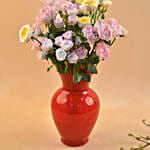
[51, 73, 100, 147]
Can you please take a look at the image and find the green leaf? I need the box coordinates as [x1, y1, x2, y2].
[73, 69, 82, 83]
[130, 147, 134, 150]
[84, 42, 91, 51]
[89, 52, 100, 65]
[139, 144, 144, 150]
[47, 65, 53, 72]
[45, 32, 50, 38]
[128, 133, 133, 137]
[81, 73, 91, 82]
[88, 65, 97, 74]
[146, 136, 150, 139]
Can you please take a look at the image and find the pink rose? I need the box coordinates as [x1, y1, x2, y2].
[68, 15, 77, 25]
[75, 46, 87, 59]
[61, 40, 74, 51]
[63, 31, 74, 40]
[54, 18, 64, 28]
[97, 22, 113, 41]
[36, 6, 56, 24]
[41, 38, 53, 54]
[96, 41, 111, 60]
[108, 18, 120, 38]
[32, 23, 41, 36]
[82, 25, 99, 44]
[55, 36, 63, 46]
[61, 1, 78, 15]
[67, 52, 78, 64]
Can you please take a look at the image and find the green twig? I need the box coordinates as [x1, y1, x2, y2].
[143, 120, 150, 128]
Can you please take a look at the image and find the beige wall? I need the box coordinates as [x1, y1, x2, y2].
[0, 0, 150, 150]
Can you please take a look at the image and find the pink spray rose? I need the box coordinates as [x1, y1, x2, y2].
[36, 6, 56, 24]
[61, 1, 78, 15]
[75, 46, 87, 59]
[41, 38, 53, 54]
[68, 15, 78, 25]
[82, 25, 99, 44]
[108, 18, 120, 38]
[63, 31, 74, 40]
[61, 40, 74, 51]
[97, 22, 113, 41]
[55, 36, 63, 46]
[96, 41, 111, 60]
[32, 23, 41, 36]
[54, 18, 64, 28]
[67, 52, 78, 64]
[56, 48, 67, 61]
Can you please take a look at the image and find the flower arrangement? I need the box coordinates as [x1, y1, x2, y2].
[19, 0, 127, 83]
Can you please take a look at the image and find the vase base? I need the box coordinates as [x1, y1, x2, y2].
[61, 137, 89, 147]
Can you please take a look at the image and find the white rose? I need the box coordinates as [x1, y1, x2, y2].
[61, 40, 74, 51]
[67, 52, 78, 64]
[41, 38, 53, 53]
[19, 24, 33, 43]
[56, 48, 67, 61]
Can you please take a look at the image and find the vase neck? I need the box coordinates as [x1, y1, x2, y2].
[59, 73, 89, 91]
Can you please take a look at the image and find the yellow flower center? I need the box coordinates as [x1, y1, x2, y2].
[21, 27, 29, 39]
[84, 0, 96, 5]
[78, 17, 90, 23]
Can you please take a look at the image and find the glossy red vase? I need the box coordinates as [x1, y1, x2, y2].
[51, 73, 100, 147]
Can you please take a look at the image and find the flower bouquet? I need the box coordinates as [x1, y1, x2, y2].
[19, 0, 127, 83]
[19, 0, 127, 146]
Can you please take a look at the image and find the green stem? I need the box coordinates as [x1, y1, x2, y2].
[91, 12, 94, 25]
[97, 8, 102, 20]
[65, 15, 68, 31]
[94, 9, 98, 24]
[31, 36, 42, 45]
[143, 120, 150, 127]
